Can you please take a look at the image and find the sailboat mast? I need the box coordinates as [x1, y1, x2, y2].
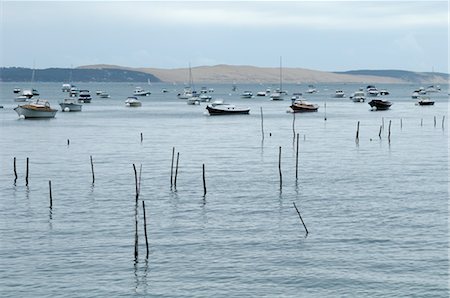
[279, 56, 283, 92]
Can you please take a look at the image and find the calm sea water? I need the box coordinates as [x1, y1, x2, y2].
[0, 82, 448, 297]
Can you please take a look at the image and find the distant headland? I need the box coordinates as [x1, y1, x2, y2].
[1, 65, 448, 84]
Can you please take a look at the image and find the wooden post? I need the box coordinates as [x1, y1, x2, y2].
[378, 125, 382, 139]
[324, 102, 327, 121]
[140, 132, 143, 143]
[278, 146, 282, 189]
[293, 202, 309, 235]
[170, 147, 175, 187]
[133, 164, 139, 204]
[442, 116, 445, 130]
[295, 133, 299, 180]
[202, 163, 206, 196]
[49, 180, 52, 209]
[25, 157, 29, 186]
[400, 118, 402, 130]
[90, 155, 95, 184]
[388, 120, 392, 143]
[134, 207, 138, 261]
[13, 157, 17, 184]
[67, 139, 70, 146]
[174, 152, 179, 188]
[260, 107, 264, 141]
[292, 112, 296, 140]
[142, 200, 149, 259]
[434, 116, 436, 127]
[421, 118, 423, 127]
[355, 121, 360, 142]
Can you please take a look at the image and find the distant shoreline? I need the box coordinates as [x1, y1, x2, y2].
[1, 65, 448, 84]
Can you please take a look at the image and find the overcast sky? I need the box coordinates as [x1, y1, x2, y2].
[1, 1, 448, 72]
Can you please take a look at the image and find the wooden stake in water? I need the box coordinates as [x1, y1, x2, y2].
[355, 121, 360, 142]
[442, 116, 445, 130]
[134, 206, 138, 262]
[421, 118, 423, 127]
[202, 163, 207, 196]
[292, 112, 296, 140]
[260, 107, 264, 141]
[67, 139, 70, 146]
[133, 164, 139, 203]
[25, 157, 29, 186]
[400, 118, 402, 130]
[90, 155, 95, 184]
[170, 147, 175, 187]
[174, 152, 180, 188]
[49, 180, 52, 209]
[140, 132, 143, 143]
[13, 157, 17, 185]
[434, 116, 436, 127]
[142, 200, 149, 259]
[324, 102, 327, 121]
[388, 120, 392, 143]
[295, 133, 299, 180]
[278, 146, 282, 189]
[379, 125, 382, 139]
[293, 202, 309, 236]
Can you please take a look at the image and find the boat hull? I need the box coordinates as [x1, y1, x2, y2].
[368, 99, 392, 110]
[60, 103, 82, 112]
[206, 105, 250, 115]
[290, 105, 319, 112]
[14, 106, 57, 118]
[417, 101, 435, 106]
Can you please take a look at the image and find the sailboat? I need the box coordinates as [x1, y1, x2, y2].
[15, 67, 38, 102]
[177, 63, 198, 100]
[270, 56, 286, 100]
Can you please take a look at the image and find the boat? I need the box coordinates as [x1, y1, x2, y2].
[69, 86, 79, 97]
[411, 87, 427, 99]
[199, 94, 212, 102]
[425, 85, 440, 93]
[125, 97, 142, 107]
[187, 97, 200, 105]
[13, 88, 21, 93]
[366, 85, 379, 97]
[350, 89, 365, 102]
[379, 89, 390, 95]
[306, 85, 317, 94]
[133, 87, 151, 96]
[333, 90, 345, 98]
[206, 100, 250, 115]
[161, 88, 169, 93]
[290, 96, 319, 112]
[256, 89, 270, 96]
[62, 83, 72, 92]
[241, 91, 253, 98]
[416, 96, 435, 106]
[14, 99, 57, 118]
[99, 91, 110, 98]
[59, 98, 82, 112]
[95, 90, 103, 95]
[368, 99, 392, 110]
[78, 90, 92, 103]
[14, 94, 30, 102]
[270, 57, 286, 100]
[178, 64, 198, 99]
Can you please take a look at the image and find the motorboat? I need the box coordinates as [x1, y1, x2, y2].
[256, 90, 268, 96]
[59, 98, 82, 112]
[13, 88, 21, 93]
[78, 90, 92, 103]
[62, 84, 72, 92]
[366, 85, 379, 97]
[333, 90, 345, 98]
[306, 85, 317, 94]
[32, 89, 39, 96]
[379, 89, 390, 95]
[206, 100, 250, 115]
[99, 91, 110, 98]
[368, 99, 392, 110]
[125, 97, 142, 107]
[291, 92, 303, 100]
[270, 90, 284, 100]
[14, 95, 30, 102]
[14, 99, 57, 118]
[178, 87, 196, 99]
[199, 94, 212, 102]
[290, 97, 319, 112]
[69, 86, 79, 97]
[350, 89, 365, 102]
[187, 97, 200, 105]
[241, 91, 253, 98]
[161, 88, 169, 93]
[411, 87, 427, 99]
[21, 89, 34, 99]
[425, 85, 440, 93]
[416, 96, 435, 106]
[200, 87, 208, 94]
[95, 90, 103, 95]
[133, 87, 151, 96]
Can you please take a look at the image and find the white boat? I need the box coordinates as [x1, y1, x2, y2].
[125, 97, 142, 107]
[425, 85, 440, 93]
[13, 88, 21, 93]
[14, 99, 57, 118]
[69, 86, 79, 97]
[366, 85, 379, 97]
[415, 96, 435, 106]
[99, 91, 110, 98]
[187, 97, 200, 105]
[241, 91, 253, 98]
[333, 90, 345, 98]
[411, 87, 427, 99]
[199, 94, 212, 102]
[350, 89, 365, 102]
[14, 95, 30, 102]
[178, 64, 197, 99]
[379, 89, 390, 95]
[133, 87, 151, 96]
[206, 100, 250, 115]
[62, 83, 72, 92]
[59, 98, 82, 112]
[270, 57, 285, 100]
[306, 85, 317, 94]
[78, 90, 92, 103]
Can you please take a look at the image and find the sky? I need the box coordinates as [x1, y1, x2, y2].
[0, 1, 448, 72]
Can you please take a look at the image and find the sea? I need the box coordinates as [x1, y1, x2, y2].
[0, 82, 448, 297]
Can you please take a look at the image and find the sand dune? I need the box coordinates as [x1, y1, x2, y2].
[79, 64, 426, 84]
